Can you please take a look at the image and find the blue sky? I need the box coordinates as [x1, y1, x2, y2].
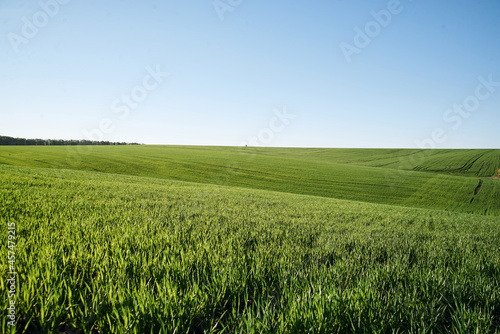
[1, 0, 499, 148]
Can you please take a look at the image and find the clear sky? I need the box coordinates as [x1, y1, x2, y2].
[1, 0, 499, 148]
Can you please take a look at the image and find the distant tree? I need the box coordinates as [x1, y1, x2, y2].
[0, 135, 142, 146]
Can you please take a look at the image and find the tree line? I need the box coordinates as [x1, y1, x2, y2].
[0, 136, 141, 146]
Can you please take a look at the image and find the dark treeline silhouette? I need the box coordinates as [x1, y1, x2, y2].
[0, 135, 141, 146]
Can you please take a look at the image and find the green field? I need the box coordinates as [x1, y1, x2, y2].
[0, 146, 499, 215]
[1, 146, 499, 333]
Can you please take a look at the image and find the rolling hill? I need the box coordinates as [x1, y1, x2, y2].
[0, 146, 498, 215]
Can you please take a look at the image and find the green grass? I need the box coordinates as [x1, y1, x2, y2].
[0, 146, 499, 215]
[1, 146, 499, 332]
[1, 165, 499, 333]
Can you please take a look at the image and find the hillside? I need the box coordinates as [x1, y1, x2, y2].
[0, 146, 498, 215]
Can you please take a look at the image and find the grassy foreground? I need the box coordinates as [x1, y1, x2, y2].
[1, 164, 499, 333]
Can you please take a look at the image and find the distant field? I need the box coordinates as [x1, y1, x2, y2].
[0, 146, 498, 215]
[1, 165, 499, 333]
